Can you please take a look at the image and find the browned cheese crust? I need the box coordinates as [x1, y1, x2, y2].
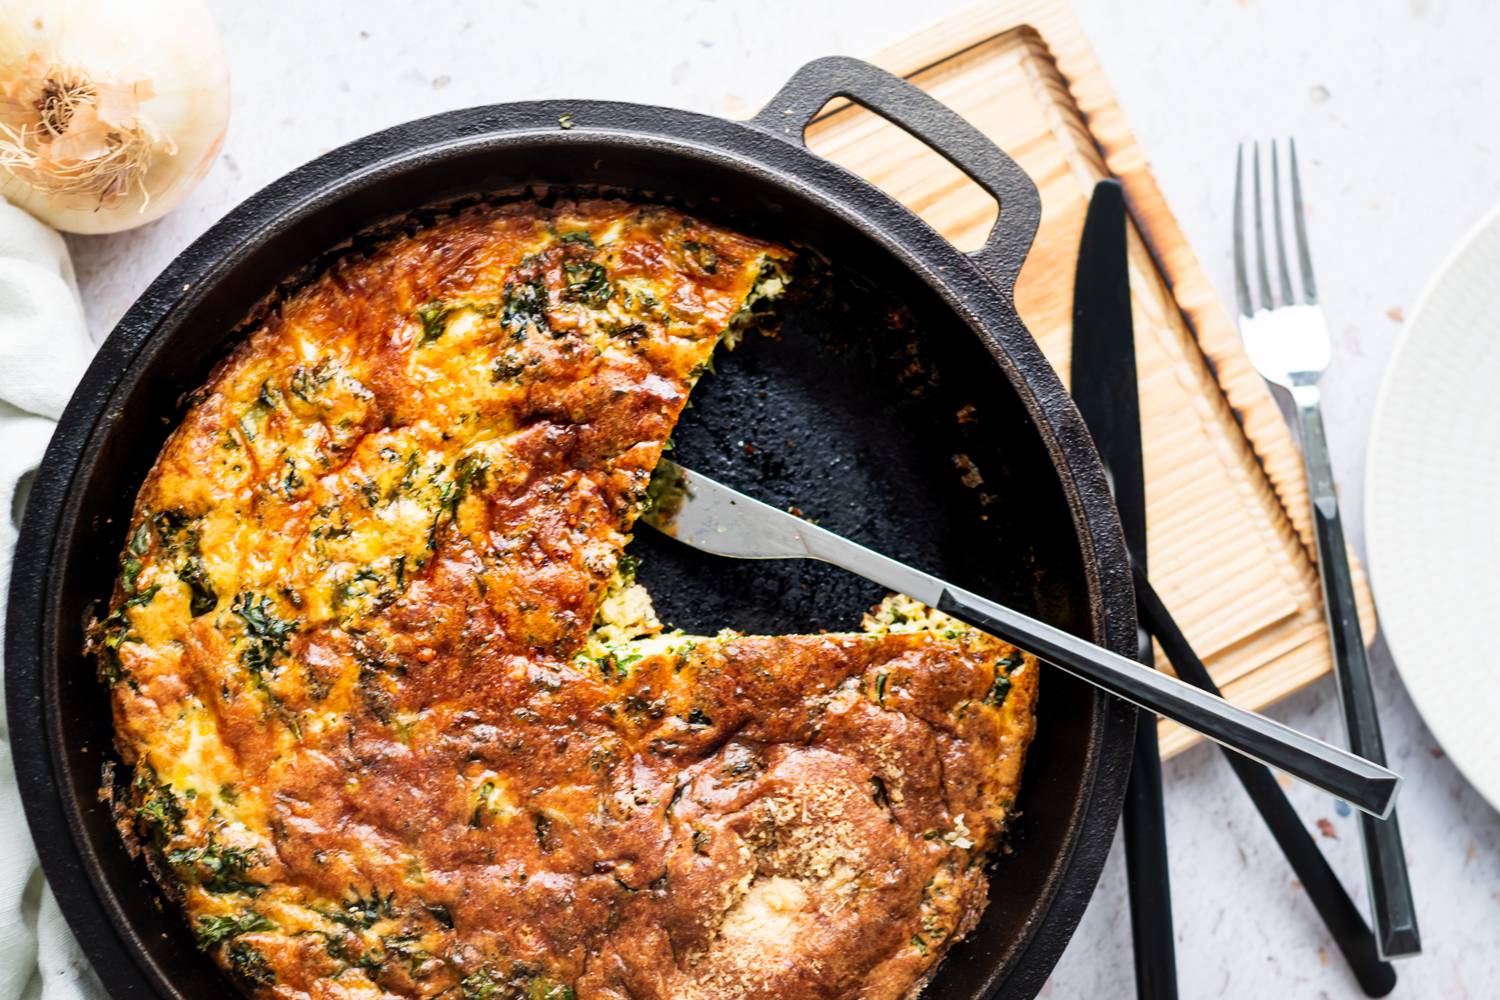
[95, 200, 1040, 1000]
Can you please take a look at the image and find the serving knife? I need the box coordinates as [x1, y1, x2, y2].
[641, 459, 1401, 817]
[1069, 179, 1176, 1000]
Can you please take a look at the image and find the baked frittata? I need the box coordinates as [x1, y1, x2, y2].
[95, 200, 1039, 1000]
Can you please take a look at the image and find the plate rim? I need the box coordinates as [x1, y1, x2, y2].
[1364, 199, 1500, 812]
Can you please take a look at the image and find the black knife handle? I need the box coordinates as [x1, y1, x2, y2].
[933, 585, 1399, 818]
[1134, 567, 1397, 997]
[1292, 391, 1421, 958]
[1123, 711, 1178, 1000]
[751, 56, 1041, 294]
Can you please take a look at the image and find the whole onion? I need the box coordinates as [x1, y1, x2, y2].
[0, 0, 230, 234]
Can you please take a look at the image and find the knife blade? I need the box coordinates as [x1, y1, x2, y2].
[1070, 178, 1177, 1000]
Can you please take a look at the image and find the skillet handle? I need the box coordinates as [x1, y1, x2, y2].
[752, 55, 1041, 295]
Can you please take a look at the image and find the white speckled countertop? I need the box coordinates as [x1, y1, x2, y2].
[61, 1, 1500, 995]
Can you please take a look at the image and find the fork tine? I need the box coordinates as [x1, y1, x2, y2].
[1289, 138, 1319, 304]
[1270, 140, 1296, 305]
[1233, 145, 1253, 316]
[1251, 142, 1275, 309]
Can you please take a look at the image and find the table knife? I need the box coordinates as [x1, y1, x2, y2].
[1070, 178, 1177, 1000]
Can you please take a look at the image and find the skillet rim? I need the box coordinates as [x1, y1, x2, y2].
[4, 94, 1135, 1000]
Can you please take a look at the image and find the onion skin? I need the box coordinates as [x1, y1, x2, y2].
[0, 0, 230, 234]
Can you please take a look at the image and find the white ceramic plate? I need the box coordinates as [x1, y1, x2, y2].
[1366, 203, 1500, 811]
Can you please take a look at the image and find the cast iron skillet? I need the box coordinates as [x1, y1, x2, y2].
[5, 57, 1134, 999]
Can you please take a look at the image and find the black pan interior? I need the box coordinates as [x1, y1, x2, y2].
[23, 121, 1125, 1000]
[643, 257, 1085, 635]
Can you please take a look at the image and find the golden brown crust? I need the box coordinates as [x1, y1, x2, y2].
[97, 200, 1038, 1000]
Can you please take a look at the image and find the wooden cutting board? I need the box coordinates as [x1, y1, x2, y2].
[781, 0, 1376, 756]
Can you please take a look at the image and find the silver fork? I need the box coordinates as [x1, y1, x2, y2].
[1233, 139, 1420, 959]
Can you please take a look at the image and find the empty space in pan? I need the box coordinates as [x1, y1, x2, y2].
[638, 255, 1084, 638]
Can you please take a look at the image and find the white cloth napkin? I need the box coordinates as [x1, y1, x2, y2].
[0, 197, 106, 1000]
